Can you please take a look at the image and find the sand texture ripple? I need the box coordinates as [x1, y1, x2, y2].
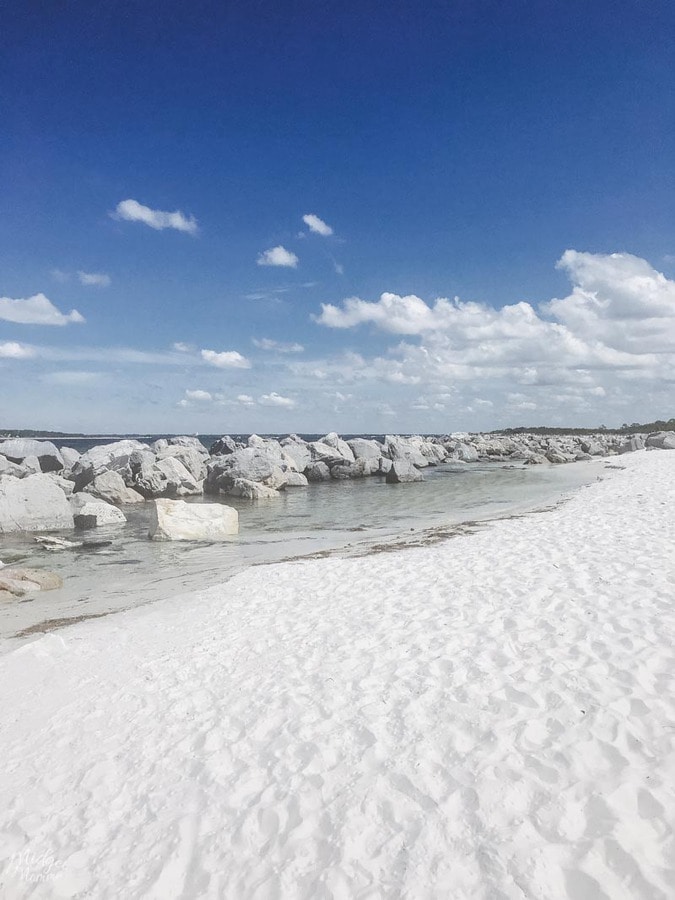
[0, 450, 673, 898]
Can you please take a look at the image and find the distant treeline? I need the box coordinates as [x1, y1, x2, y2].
[0, 430, 87, 438]
[496, 418, 675, 436]
[2, 418, 674, 441]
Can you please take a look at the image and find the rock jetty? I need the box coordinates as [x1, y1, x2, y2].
[0, 429, 667, 538]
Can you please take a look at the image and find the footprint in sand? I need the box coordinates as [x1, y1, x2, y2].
[564, 868, 612, 900]
[504, 685, 539, 709]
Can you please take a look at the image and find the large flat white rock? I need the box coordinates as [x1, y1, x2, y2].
[148, 498, 238, 541]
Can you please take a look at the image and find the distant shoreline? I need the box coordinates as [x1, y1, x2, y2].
[2, 419, 675, 442]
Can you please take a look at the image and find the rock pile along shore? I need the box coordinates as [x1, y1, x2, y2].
[0, 429, 671, 545]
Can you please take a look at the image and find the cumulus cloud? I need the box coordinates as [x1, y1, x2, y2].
[259, 392, 295, 408]
[112, 199, 198, 235]
[252, 337, 304, 353]
[185, 389, 212, 401]
[201, 349, 251, 369]
[0, 293, 84, 326]
[77, 271, 111, 287]
[545, 250, 675, 353]
[237, 394, 255, 406]
[307, 250, 675, 425]
[0, 341, 35, 359]
[172, 341, 195, 352]
[257, 246, 299, 268]
[302, 214, 333, 237]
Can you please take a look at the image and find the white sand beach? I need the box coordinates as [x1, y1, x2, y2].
[0, 449, 673, 899]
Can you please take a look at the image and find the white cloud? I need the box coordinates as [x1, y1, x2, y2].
[302, 214, 333, 237]
[42, 371, 102, 385]
[112, 199, 198, 235]
[201, 349, 251, 369]
[0, 293, 85, 326]
[2, 343, 210, 366]
[185, 389, 213, 401]
[237, 394, 255, 406]
[172, 341, 195, 352]
[51, 269, 70, 283]
[252, 338, 304, 353]
[306, 249, 675, 426]
[545, 250, 675, 353]
[259, 392, 296, 408]
[245, 288, 290, 301]
[257, 246, 299, 268]
[0, 341, 35, 359]
[77, 271, 111, 287]
[333, 261, 344, 276]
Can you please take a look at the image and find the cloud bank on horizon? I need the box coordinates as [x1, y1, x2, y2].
[306, 250, 675, 418]
[2, 239, 672, 432]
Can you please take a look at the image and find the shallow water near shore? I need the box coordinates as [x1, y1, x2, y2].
[0, 458, 608, 646]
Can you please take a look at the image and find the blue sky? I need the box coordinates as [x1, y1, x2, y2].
[2, 1, 675, 433]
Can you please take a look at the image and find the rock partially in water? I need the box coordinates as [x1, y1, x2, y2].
[227, 479, 281, 500]
[0, 474, 74, 533]
[70, 495, 127, 529]
[386, 460, 425, 484]
[205, 448, 288, 494]
[305, 461, 331, 482]
[284, 471, 309, 487]
[148, 498, 239, 541]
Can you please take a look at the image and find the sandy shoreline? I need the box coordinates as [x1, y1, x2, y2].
[0, 450, 673, 898]
[0, 458, 603, 647]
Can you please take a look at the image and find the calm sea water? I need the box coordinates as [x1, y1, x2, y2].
[0, 454, 609, 644]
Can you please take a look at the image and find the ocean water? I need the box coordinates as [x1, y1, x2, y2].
[0, 457, 609, 645]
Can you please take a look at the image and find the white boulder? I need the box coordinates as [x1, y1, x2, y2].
[619, 436, 645, 454]
[0, 456, 26, 478]
[279, 440, 311, 472]
[384, 436, 429, 468]
[149, 499, 238, 541]
[70, 494, 127, 528]
[205, 448, 288, 493]
[59, 446, 81, 470]
[319, 433, 355, 463]
[83, 470, 144, 505]
[0, 474, 74, 533]
[305, 461, 331, 482]
[156, 445, 207, 481]
[646, 431, 675, 450]
[0, 439, 64, 472]
[71, 440, 150, 490]
[347, 438, 382, 460]
[284, 471, 309, 487]
[226, 479, 281, 500]
[385, 460, 425, 484]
